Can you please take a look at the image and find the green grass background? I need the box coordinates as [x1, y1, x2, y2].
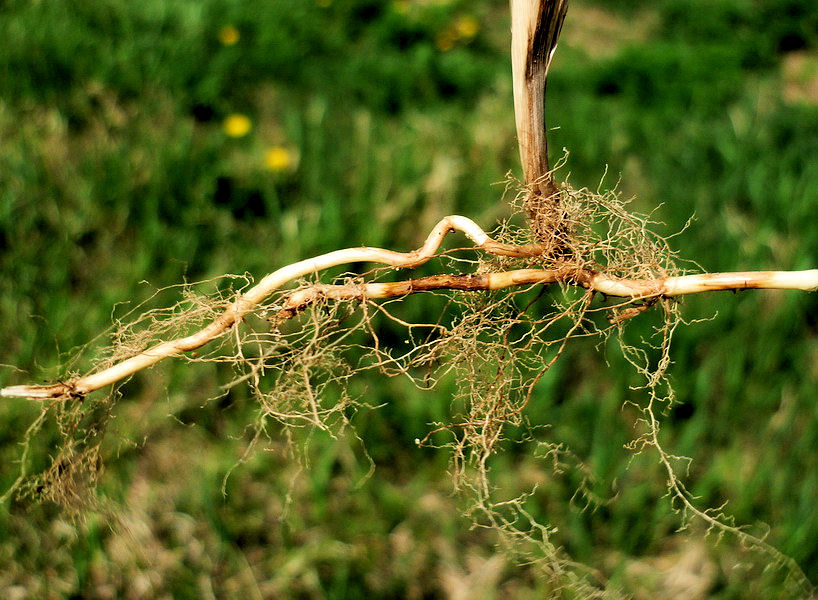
[1, 0, 818, 597]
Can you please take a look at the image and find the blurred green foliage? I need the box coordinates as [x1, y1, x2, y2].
[1, 0, 818, 597]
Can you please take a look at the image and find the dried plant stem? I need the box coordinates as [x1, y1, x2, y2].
[510, 1, 570, 249]
[2, 214, 816, 401]
[510, 0, 569, 192]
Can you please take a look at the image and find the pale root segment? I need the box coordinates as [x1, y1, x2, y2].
[2, 212, 817, 401]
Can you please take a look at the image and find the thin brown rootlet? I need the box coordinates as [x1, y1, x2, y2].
[3, 177, 817, 595]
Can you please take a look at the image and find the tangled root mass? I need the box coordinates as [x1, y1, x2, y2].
[7, 174, 812, 596]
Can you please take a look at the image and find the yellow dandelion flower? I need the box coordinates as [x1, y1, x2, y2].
[218, 25, 240, 46]
[223, 114, 251, 137]
[454, 15, 479, 39]
[264, 146, 294, 172]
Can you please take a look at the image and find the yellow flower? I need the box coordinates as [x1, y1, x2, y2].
[454, 15, 479, 39]
[436, 15, 480, 51]
[218, 25, 240, 46]
[264, 146, 295, 172]
[223, 114, 251, 137]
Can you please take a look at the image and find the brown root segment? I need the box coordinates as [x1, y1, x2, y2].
[281, 269, 818, 317]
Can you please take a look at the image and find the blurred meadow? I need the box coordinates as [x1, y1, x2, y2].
[1, 0, 818, 597]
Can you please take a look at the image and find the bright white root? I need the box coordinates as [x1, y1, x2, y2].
[2, 215, 817, 400]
